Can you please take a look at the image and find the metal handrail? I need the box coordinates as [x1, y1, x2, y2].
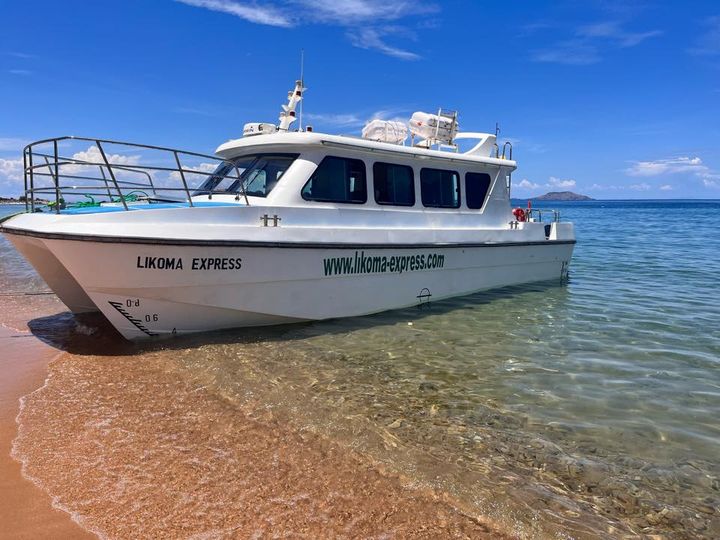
[526, 208, 561, 222]
[502, 141, 513, 160]
[22, 135, 251, 212]
[31, 151, 157, 192]
[24, 135, 224, 161]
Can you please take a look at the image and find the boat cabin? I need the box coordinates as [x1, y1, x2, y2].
[190, 131, 516, 219]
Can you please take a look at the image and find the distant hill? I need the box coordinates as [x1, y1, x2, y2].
[532, 191, 594, 201]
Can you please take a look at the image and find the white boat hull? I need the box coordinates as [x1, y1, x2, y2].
[5, 233, 97, 313]
[8, 234, 574, 339]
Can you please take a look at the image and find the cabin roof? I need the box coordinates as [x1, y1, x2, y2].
[215, 131, 517, 169]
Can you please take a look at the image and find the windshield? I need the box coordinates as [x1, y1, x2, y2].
[194, 153, 298, 197]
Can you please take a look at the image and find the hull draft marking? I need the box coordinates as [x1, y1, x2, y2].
[417, 287, 432, 308]
[108, 301, 158, 337]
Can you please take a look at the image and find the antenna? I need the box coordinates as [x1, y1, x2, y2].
[495, 122, 500, 137]
[299, 49, 304, 131]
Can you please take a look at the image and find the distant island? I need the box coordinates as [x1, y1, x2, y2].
[0, 195, 50, 205]
[532, 191, 594, 201]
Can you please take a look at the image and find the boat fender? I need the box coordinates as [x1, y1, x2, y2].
[512, 208, 526, 222]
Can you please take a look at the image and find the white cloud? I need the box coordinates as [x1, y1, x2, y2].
[629, 182, 651, 191]
[700, 172, 720, 188]
[305, 108, 411, 129]
[659, 184, 673, 191]
[532, 40, 600, 65]
[8, 69, 32, 76]
[548, 176, 576, 188]
[625, 156, 706, 177]
[175, 0, 293, 27]
[577, 21, 662, 48]
[46, 145, 144, 183]
[0, 158, 24, 195]
[625, 155, 720, 191]
[347, 27, 420, 60]
[3, 145, 144, 195]
[294, 0, 437, 23]
[0, 158, 23, 181]
[70, 146, 140, 168]
[530, 19, 661, 65]
[516, 179, 541, 189]
[515, 176, 576, 191]
[369, 108, 411, 122]
[170, 162, 218, 182]
[176, 0, 432, 59]
[5, 52, 36, 59]
[588, 183, 628, 191]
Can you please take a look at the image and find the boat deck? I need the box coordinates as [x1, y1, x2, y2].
[52, 201, 239, 215]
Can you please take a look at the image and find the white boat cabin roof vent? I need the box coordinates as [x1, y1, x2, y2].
[361, 119, 408, 145]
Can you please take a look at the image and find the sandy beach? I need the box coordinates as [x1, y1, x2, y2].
[0, 320, 94, 539]
[0, 297, 513, 539]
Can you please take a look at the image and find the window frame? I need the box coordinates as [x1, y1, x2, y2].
[301, 155, 368, 204]
[372, 161, 416, 207]
[194, 152, 299, 198]
[420, 167, 461, 209]
[464, 171, 493, 210]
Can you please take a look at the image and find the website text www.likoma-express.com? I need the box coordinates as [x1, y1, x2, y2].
[323, 251, 445, 276]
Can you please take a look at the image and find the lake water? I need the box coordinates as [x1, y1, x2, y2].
[2, 201, 719, 538]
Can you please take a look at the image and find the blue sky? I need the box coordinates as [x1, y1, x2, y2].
[1, 0, 719, 198]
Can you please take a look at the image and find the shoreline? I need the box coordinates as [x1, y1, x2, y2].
[0, 301, 514, 538]
[0, 322, 95, 539]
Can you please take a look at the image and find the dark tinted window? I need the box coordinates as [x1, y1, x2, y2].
[302, 156, 367, 203]
[420, 168, 460, 208]
[465, 172, 492, 209]
[373, 162, 415, 206]
[194, 153, 298, 197]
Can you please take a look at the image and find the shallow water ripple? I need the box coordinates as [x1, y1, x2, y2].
[5, 201, 720, 538]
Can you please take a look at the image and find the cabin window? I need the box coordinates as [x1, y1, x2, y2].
[301, 156, 367, 203]
[194, 153, 298, 197]
[420, 168, 460, 208]
[465, 172, 492, 209]
[373, 162, 415, 206]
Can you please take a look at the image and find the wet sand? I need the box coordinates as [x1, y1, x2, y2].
[2, 299, 513, 539]
[0, 322, 95, 539]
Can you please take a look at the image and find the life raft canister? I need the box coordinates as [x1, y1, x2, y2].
[512, 207, 526, 222]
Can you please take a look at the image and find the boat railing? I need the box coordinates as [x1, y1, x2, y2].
[526, 208, 561, 222]
[22, 136, 250, 213]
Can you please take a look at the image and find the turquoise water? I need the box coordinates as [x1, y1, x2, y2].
[2, 201, 720, 538]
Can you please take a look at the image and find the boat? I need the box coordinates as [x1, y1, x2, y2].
[0, 80, 575, 340]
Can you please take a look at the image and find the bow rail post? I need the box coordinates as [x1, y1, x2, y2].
[95, 140, 128, 211]
[53, 140, 60, 214]
[172, 151, 194, 207]
[23, 148, 29, 213]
